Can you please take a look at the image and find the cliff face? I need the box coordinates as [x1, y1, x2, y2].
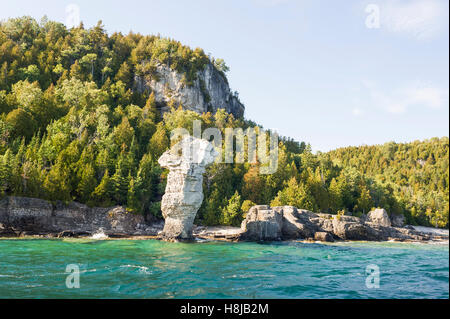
[0, 196, 157, 237]
[135, 63, 245, 118]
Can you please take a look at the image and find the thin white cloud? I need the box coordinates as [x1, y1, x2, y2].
[362, 80, 448, 114]
[381, 0, 448, 40]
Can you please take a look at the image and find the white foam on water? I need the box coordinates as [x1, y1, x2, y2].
[120, 265, 152, 274]
[91, 228, 108, 240]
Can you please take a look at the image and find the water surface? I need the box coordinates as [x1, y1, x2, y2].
[0, 239, 448, 298]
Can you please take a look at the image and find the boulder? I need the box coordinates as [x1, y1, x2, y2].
[391, 214, 405, 227]
[366, 208, 391, 227]
[278, 206, 318, 239]
[240, 205, 283, 241]
[158, 136, 218, 241]
[332, 217, 368, 240]
[314, 231, 334, 242]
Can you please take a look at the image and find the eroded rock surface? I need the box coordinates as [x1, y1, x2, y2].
[0, 196, 152, 237]
[158, 136, 218, 241]
[135, 63, 244, 118]
[240, 205, 447, 242]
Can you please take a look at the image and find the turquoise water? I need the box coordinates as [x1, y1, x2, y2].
[0, 239, 448, 298]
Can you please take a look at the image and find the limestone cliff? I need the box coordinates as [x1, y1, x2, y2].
[135, 62, 244, 118]
[0, 196, 156, 237]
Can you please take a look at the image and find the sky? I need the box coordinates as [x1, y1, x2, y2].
[1, 0, 449, 152]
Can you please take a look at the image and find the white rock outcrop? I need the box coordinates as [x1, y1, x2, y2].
[135, 63, 244, 118]
[158, 136, 218, 240]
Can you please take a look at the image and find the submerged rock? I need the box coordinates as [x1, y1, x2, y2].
[158, 136, 218, 241]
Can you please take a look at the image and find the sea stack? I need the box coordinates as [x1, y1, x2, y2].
[158, 136, 218, 241]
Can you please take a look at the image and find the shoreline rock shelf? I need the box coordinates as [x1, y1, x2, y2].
[0, 196, 448, 242]
[0, 196, 156, 238]
[239, 205, 447, 242]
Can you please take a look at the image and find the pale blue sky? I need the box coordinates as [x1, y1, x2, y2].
[1, 0, 448, 151]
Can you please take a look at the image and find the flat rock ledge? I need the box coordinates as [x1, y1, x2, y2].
[0, 196, 159, 238]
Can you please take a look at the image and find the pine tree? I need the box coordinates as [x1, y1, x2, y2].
[221, 191, 243, 226]
[149, 122, 169, 159]
[143, 92, 157, 122]
[356, 185, 373, 214]
[76, 163, 97, 202]
[203, 188, 223, 226]
[127, 176, 140, 213]
[115, 61, 132, 87]
[69, 60, 84, 80]
[0, 150, 13, 195]
[43, 164, 71, 202]
[241, 165, 264, 204]
[328, 178, 343, 213]
[241, 199, 256, 218]
[91, 169, 113, 206]
[112, 155, 130, 204]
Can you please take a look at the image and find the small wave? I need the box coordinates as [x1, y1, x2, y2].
[120, 264, 152, 274]
[91, 229, 108, 240]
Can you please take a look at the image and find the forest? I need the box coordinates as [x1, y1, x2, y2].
[0, 17, 448, 228]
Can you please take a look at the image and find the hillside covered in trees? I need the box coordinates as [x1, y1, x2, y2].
[0, 17, 448, 228]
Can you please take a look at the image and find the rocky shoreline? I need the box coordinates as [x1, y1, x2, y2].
[0, 196, 448, 243]
[0, 196, 159, 238]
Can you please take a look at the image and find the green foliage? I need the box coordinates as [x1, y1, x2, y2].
[221, 191, 242, 226]
[325, 138, 449, 227]
[241, 199, 256, 218]
[5, 108, 36, 140]
[271, 177, 316, 211]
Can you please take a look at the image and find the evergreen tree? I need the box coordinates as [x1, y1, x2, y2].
[271, 177, 316, 211]
[76, 163, 97, 202]
[221, 191, 242, 226]
[92, 169, 113, 206]
[111, 155, 130, 204]
[356, 185, 373, 214]
[149, 122, 169, 159]
[127, 175, 140, 213]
